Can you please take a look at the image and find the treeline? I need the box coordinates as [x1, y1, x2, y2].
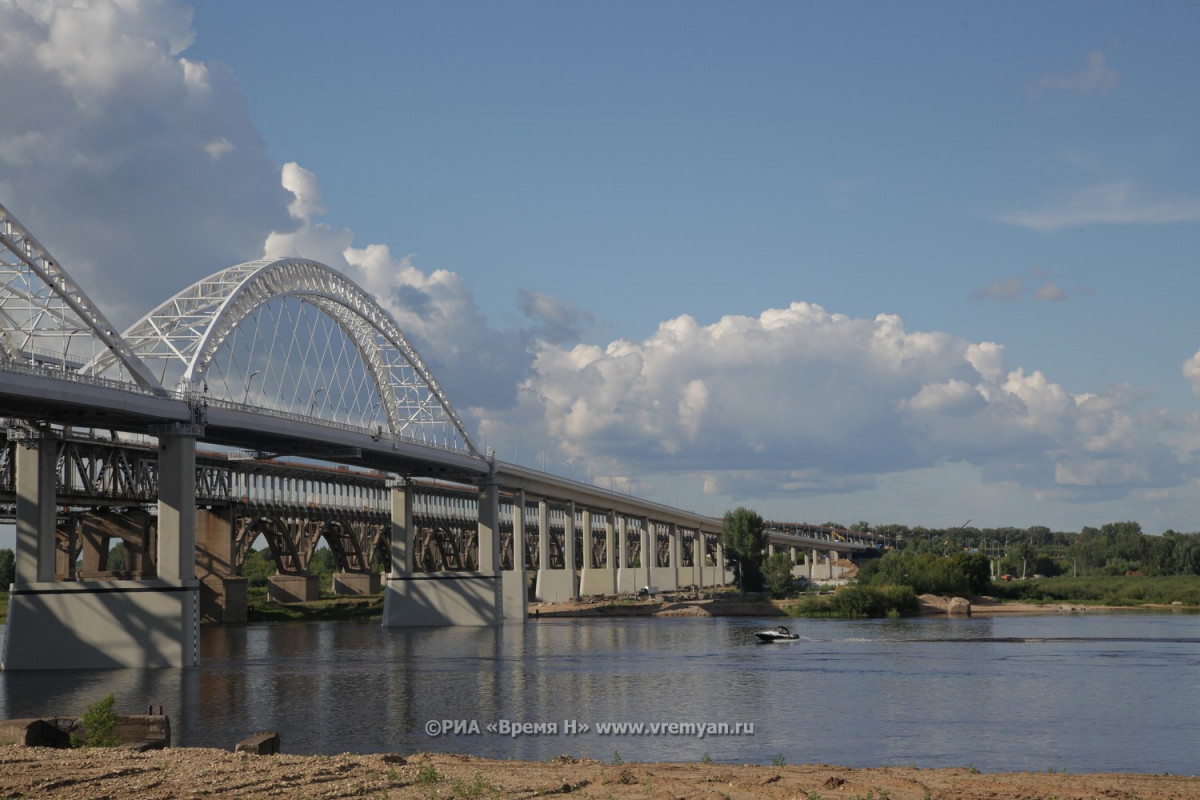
[840, 520, 1200, 578]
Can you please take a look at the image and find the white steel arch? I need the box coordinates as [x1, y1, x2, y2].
[0, 202, 161, 389]
[89, 258, 479, 455]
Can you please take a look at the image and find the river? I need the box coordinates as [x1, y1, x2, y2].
[3, 611, 1198, 773]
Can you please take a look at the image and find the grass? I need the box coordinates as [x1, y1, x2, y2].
[247, 594, 383, 622]
[988, 575, 1200, 607]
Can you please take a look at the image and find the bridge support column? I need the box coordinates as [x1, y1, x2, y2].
[716, 539, 727, 587]
[565, 500, 578, 599]
[535, 500, 573, 602]
[579, 507, 599, 596]
[77, 510, 156, 578]
[640, 517, 652, 591]
[3, 424, 200, 670]
[616, 516, 636, 593]
[383, 475, 502, 627]
[501, 489, 528, 621]
[649, 522, 680, 592]
[606, 512, 617, 595]
[13, 427, 57, 584]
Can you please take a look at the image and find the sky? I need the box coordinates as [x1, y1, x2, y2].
[2, 0, 1200, 535]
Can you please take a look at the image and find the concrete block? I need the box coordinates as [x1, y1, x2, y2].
[267, 574, 318, 604]
[235, 732, 280, 755]
[0, 719, 69, 747]
[2, 581, 200, 670]
[200, 576, 247, 624]
[332, 572, 381, 595]
[382, 573, 500, 626]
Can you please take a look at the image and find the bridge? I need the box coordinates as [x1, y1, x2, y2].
[0, 202, 864, 670]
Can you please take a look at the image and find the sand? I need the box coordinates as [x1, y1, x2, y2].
[1, 746, 1196, 799]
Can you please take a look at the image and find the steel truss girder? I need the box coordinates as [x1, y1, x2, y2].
[87, 258, 478, 455]
[0, 202, 161, 389]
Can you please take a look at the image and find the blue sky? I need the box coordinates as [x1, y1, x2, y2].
[3, 0, 1200, 535]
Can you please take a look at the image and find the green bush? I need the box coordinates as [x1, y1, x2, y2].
[787, 584, 917, 618]
[77, 694, 121, 747]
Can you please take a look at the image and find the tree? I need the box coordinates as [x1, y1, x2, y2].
[241, 548, 277, 588]
[722, 507, 766, 592]
[107, 541, 126, 572]
[310, 547, 336, 590]
[951, 552, 991, 594]
[0, 548, 13, 588]
[763, 553, 795, 598]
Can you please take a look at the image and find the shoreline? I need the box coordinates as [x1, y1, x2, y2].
[528, 594, 1149, 619]
[2, 746, 1196, 799]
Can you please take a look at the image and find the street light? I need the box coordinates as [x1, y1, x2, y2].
[308, 387, 325, 416]
[242, 370, 261, 405]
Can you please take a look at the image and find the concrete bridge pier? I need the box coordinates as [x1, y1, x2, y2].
[578, 509, 593, 593]
[649, 522, 680, 592]
[3, 424, 201, 670]
[717, 539, 727, 587]
[639, 517, 652, 590]
[382, 475, 502, 627]
[500, 490, 528, 621]
[76, 510, 156, 579]
[332, 571, 381, 595]
[616, 516, 636, 593]
[534, 500, 575, 602]
[195, 508, 247, 623]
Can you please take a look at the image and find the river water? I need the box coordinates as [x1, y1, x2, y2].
[3, 611, 1198, 773]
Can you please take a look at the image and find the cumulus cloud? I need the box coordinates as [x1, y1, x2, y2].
[485, 302, 1193, 501]
[264, 166, 580, 414]
[1029, 49, 1119, 98]
[0, 0, 290, 325]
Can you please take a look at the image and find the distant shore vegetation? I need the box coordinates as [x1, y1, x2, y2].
[3, 516, 1199, 623]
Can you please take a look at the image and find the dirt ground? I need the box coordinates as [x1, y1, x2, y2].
[1, 746, 1196, 799]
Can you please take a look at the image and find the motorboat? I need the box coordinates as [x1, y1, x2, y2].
[755, 625, 799, 643]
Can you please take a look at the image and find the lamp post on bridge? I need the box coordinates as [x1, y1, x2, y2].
[308, 386, 325, 417]
[242, 370, 261, 405]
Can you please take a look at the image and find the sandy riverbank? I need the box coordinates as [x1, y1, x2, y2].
[1, 746, 1196, 799]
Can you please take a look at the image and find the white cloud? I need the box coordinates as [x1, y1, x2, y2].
[1000, 181, 1200, 231]
[491, 302, 1194, 500]
[0, 0, 290, 325]
[281, 162, 326, 221]
[1183, 350, 1200, 396]
[265, 167, 569, 414]
[1030, 49, 1119, 98]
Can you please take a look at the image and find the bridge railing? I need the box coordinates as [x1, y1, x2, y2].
[0, 357, 174, 399]
[200, 395, 484, 459]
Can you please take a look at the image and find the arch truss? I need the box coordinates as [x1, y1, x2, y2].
[89, 258, 480, 456]
[0, 202, 159, 389]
